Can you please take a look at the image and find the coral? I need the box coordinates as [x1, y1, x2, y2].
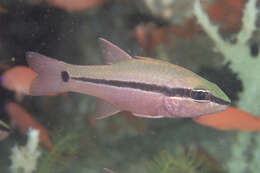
[193, 0, 260, 173]
[225, 132, 252, 173]
[10, 128, 41, 173]
[194, 0, 260, 114]
[143, 0, 213, 25]
[146, 150, 206, 173]
[207, 0, 245, 32]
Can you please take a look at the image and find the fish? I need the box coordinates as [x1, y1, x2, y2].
[0, 66, 68, 100]
[0, 66, 37, 101]
[193, 106, 260, 131]
[5, 102, 53, 150]
[26, 38, 230, 119]
[0, 120, 10, 141]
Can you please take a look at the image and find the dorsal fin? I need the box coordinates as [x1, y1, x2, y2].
[98, 38, 132, 65]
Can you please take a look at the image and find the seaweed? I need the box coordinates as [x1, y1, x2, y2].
[37, 130, 83, 173]
[146, 150, 206, 173]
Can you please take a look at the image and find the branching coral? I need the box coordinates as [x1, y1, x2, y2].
[194, 0, 259, 114]
[9, 128, 82, 173]
[193, 1, 260, 173]
[10, 128, 41, 173]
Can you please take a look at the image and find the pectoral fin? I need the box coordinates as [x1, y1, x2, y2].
[95, 99, 120, 119]
[98, 38, 132, 65]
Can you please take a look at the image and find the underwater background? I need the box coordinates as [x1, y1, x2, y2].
[0, 0, 259, 173]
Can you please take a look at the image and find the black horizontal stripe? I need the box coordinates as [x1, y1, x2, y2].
[71, 77, 230, 105]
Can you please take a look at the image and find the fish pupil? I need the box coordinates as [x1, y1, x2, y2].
[61, 71, 70, 82]
[191, 91, 208, 100]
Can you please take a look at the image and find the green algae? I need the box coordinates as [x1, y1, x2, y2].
[38, 130, 83, 173]
[146, 150, 206, 173]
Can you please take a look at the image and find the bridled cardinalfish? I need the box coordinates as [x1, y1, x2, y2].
[26, 38, 230, 119]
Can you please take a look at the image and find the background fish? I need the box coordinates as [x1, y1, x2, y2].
[5, 102, 53, 150]
[0, 66, 37, 101]
[26, 38, 230, 119]
[193, 106, 260, 131]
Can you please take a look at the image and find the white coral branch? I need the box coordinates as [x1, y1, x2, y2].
[193, 1, 260, 172]
[193, 0, 227, 48]
[10, 128, 41, 173]
[237, 0, 258, 44]
[193, 0, 260, 63]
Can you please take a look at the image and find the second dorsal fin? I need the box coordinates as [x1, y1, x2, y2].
[98, 38, 132, 65]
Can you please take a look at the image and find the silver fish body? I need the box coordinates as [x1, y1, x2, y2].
[26, 38, 230, 119]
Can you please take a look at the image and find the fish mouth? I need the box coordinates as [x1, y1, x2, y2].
[221, 104, 230, 111]
[210, 94, 231, 106]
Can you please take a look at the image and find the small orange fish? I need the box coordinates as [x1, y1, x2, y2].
[5, 102, 53, 150]
[193, 107, 260, 131]
[46, 0, 108, 11]
[0, 66, 37, 100]
[0, 66, 66, 100]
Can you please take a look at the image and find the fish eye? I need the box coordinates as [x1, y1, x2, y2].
[191, 90, 209, 101]
[61, 71, 70, 82]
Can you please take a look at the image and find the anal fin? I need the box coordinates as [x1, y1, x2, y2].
[95, 99, 120, 119]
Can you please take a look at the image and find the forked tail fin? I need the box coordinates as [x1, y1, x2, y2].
[26, 52, 71, 96]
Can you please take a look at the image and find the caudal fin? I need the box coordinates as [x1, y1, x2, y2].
[26, 52, 70, 96]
